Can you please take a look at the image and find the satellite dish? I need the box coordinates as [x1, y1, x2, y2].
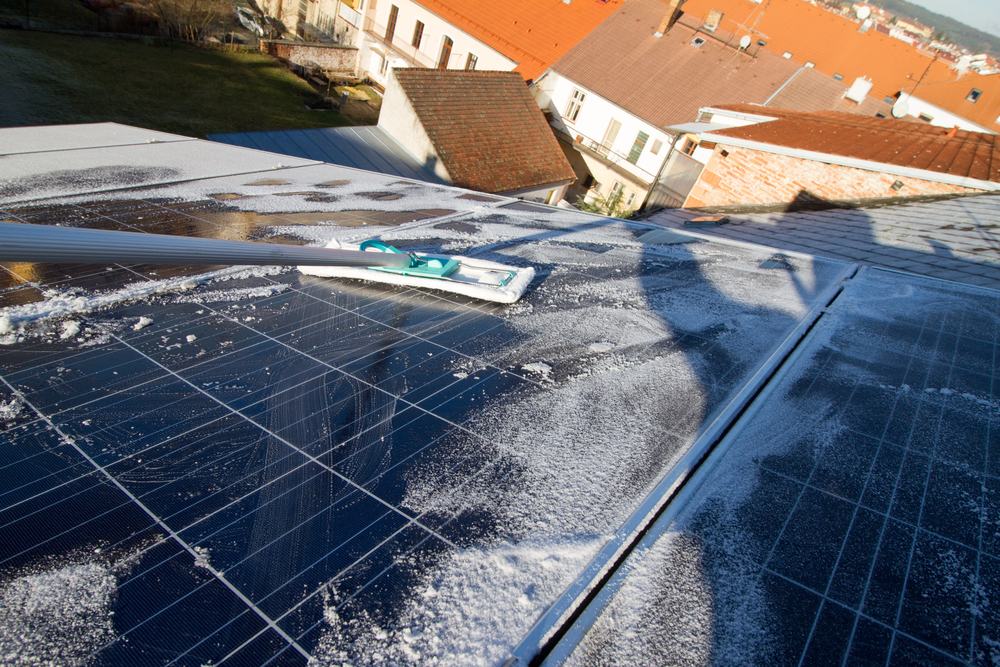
[739, 35, 752, 49]
[891, 101, 909, 118]
[856, 5, 871, 19]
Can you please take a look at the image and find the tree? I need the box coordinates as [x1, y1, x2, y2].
[575, 188, 635, 219]
[144, 0, 230, 40]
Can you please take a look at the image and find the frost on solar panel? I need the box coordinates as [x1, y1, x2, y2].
[562, 267, 1000, 666]
[0, 131, 853, 665]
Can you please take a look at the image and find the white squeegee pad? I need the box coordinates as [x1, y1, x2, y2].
[299, 241, 535, 304]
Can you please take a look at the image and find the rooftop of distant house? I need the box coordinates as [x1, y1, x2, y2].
[413, 0, 625, 81]
[701, 104, 1000, 185]
[549, 0, 805, 129]
[903, 72, 1000, 132]
[679, 0, 956, 100]
[392, 68, 576, 193]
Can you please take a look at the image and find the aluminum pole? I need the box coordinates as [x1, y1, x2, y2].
[0, 221, 412, 269]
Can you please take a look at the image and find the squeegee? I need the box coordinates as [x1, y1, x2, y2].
[0, 221, 532, 303]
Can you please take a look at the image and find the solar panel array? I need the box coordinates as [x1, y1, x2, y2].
[0, 133, 852, 665]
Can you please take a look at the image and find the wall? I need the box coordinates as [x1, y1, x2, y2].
[685, 144, 984, 208]
[376, 70, 452, 184]
[261, 41, 360, 76]
[533, 72, 671, 188]
[895, 93, 996, 134]
[360, 0, 516, 87]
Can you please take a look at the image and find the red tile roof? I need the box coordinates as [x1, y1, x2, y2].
[550, 0, 803, 129]
[768, 66, 892, 116]
[904, 73, 1000, 132]
[393, 68, 577, 194]
[679, 0, 956, 101]
[413, 0, 624, 81]
[704, 104, 1000, 183]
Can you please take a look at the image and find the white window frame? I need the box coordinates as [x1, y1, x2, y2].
[565, 88, 586, 123]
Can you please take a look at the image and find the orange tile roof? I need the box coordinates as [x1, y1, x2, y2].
[904, 73, 1000, 131]
[678, 0, 956, 101]
[393, 68, 577, 194]
[705, 104, 1000, 183]
[413, 0, 625, 81]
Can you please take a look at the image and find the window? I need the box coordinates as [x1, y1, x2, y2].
[437, 36, 453, 68]
[610, 181, 624, 196]
[385, 5, 398, 42]
[650, 138, 663, 155]
[627, 131, 649, 164]
[691, 37, 706, 47]
[782, 51, 793, 59]
[681, 138, 698, 155]
[625, 191, 636, 207]
[601, 118, 621, 155]
[833, 73, 844, 81]
[411, 20, 424, 49]
[918, 112, 934, 122]
[805, 61, 815, 68]
[883, 96, 895, 105]
[565, 88, 586, 122]
[378, 53, 389, 76]
[968, 88, 982, 102]
[466, 53, 478, 70]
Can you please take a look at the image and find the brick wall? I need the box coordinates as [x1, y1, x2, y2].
[261, 41, 360, 77]
[685, 145, 984, 208]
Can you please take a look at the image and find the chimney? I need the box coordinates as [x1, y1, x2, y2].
[654, 0, 686, 37]
[704, 9, 723, 32]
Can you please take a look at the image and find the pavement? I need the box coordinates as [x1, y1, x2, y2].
[645, 194, 1000, 291]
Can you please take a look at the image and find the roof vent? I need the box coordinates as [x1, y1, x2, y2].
[845, 76, 873, 103]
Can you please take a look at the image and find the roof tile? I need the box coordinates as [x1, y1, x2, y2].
[412, 0, 624, 81]
[393, 68, 577, 194]
[706, 104, 1000, 183]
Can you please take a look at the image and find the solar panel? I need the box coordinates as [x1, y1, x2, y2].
[559, 267, 1000, 665]
[1, 132, 854, 665]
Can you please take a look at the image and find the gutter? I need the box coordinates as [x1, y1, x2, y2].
[697, 133, 1000, 192]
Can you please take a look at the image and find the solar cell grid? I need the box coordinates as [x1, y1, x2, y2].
[563, 268, 1000, 666]
[0, 138, 858, 664]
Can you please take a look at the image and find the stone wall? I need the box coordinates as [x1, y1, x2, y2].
[685, 145, 983, 208]
[260, 40, 360, 77]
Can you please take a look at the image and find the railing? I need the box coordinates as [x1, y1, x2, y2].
[560, 127, 657, 184]
[362, 15, 437, 68]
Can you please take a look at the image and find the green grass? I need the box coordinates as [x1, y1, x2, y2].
[0, 30, 356, 137]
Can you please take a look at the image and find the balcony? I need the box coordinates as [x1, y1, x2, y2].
[362, 16, 436, 68]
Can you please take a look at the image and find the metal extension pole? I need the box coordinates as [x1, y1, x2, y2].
[0, 221, 412, 269]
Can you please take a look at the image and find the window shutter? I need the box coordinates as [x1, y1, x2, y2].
[627, 131, 649, 164]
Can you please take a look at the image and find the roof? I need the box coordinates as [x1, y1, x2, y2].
[549, 0, 804, 129]
[207, 126, 447, 184]
[905, 72, 1000, 132]
[767, 65, 893, 116]
[412, 0, 624, 81]
[392, 68, 576, 193]
[3, 124, 1000, 667]
[702, 104, 1000, 184]
[679, 0, 957, 100]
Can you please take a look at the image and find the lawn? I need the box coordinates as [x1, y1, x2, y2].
[0, 30, 359, 137]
